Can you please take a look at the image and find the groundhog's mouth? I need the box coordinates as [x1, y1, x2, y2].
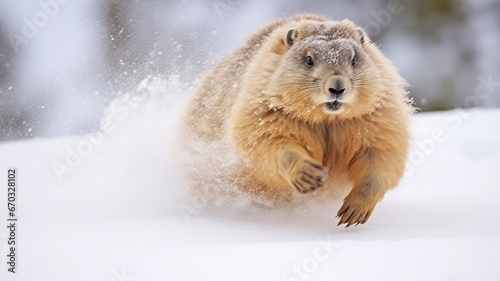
[324, 100, 343, 112]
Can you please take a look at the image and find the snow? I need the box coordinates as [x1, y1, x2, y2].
[0, 78, 499, 281]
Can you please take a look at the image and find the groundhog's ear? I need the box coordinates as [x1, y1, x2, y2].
[356, 28, 368, 45]
[285, 29, 297, 47]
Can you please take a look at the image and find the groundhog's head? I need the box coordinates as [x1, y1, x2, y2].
[264, 19, 390, 121]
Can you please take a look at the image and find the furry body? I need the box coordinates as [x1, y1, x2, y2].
[181, 14, 412, 226]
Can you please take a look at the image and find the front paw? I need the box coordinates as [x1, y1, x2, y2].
[289, 158, 327, 193]
[336, 194, 377, 227]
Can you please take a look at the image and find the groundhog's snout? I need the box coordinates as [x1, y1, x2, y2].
[326, 75, 350, 100]
[322, 74, 351, 113]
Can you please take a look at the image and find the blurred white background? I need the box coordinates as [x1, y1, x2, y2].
[0, 0, 499, 141]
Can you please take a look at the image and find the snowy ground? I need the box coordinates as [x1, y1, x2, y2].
[0, 78, 499, 281]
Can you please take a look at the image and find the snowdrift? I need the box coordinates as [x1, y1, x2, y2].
[0, 77, 499, 281]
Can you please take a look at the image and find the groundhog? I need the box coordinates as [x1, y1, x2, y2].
[180, 14, 413, 227]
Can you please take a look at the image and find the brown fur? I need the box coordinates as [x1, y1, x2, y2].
[181, 14, 413, 226]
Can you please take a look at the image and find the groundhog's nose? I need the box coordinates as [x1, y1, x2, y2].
[327, 75, 347, 97]
[329, 87, 345, 96]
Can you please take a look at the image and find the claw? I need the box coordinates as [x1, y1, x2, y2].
[337, 205, 349, 217]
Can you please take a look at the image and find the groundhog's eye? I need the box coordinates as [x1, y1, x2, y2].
[306, 56, 314, 66]
[351, 56, 356, 66]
